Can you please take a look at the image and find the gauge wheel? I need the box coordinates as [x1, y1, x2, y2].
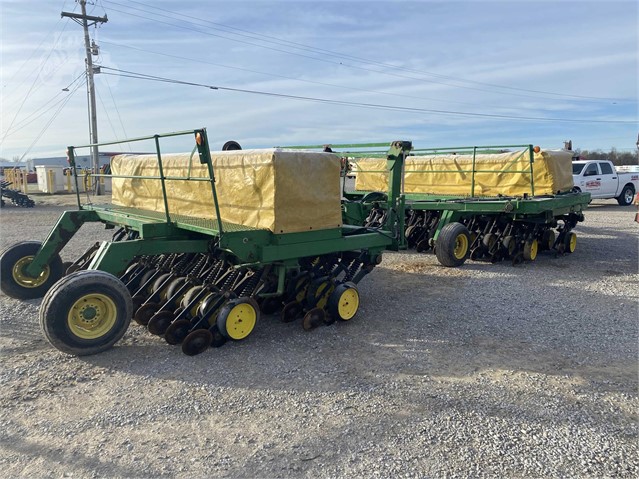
[435, 222, 471, 267]
[305, 278, 335, 310]
[327, 282, 360, 322]
[502, 235, 516, 256]
[482, 233, 497, 251]
[151, 273, 172, 301]
[39, 270, 132, 356]
[523, 239, 539, 261]
[0, 241, 64, 299]
[564, 232, 577, 254]
[164, 277, 187, 307]
[136, 269, 157, 295]
[180, 285, 206, 318]
[217, 297, 260, 340]
[197, 292, 225, 324]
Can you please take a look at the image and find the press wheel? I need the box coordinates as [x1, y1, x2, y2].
[327, 282, 360, 321]
[564, 232, 577, 254]
[541, 229, 556, 251]
[181, 329, 213, 355]
[217, 298, 259, 340]
[523, 239, 539, 261]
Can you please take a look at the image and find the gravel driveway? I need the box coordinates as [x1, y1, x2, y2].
[1, 196, 637, 478]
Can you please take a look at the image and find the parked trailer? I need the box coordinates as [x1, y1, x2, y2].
[0, 131, 414, 356]
[282, 142, 590, 267]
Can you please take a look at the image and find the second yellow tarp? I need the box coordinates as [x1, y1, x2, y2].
[354, 149, 574, 196]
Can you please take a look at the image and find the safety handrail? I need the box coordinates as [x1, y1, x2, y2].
[282, 141, 537, 197]
[66, 128, 225, 236]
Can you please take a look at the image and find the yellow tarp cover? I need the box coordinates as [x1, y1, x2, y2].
[111, 149, 342, 234]
[354, 149, 574, 196]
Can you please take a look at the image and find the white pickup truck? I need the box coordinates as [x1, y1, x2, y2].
[572, 160, 638, 206]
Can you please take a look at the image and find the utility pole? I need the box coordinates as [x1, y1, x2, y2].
[61, 0, 107, 194]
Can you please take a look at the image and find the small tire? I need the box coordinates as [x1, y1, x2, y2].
[217, 297, 259, 340]
[564, 232, 577, 254]
[435, 222, 471, 267]
[0, 241, 63, 299]
[541, 229, 556, 251]
[327, 282, 360, 321]
[617, 184, 635, 206]
[40, 270, 132, 356]
[523, 239, 539, 261]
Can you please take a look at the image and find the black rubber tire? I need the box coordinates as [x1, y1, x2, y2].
[326, 282, 359, 321]
[435, 222, 471, 267]
[39, 270, 132, 356]
[217, 297, 260, 340]
[617, 184, 635, 206]
[0, 241, 64, 300]
[541, 229, 556, 251]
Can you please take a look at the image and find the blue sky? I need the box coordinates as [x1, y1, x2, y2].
[1, 0, 637, 160]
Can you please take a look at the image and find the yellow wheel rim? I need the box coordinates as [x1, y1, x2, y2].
[525, 239, 538, 261]
[67, 293, 117, 340]
[568, 233, 577, 253]
[314, 281, 335, 310]
[294, 277, 309, 303]
[337, 288, 359, 320]
[453, 234, 469, 260]
[225, 303, 257, 340]
[12, 256, 50, 288]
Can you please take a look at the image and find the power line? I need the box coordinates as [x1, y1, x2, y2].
[18, 80, 84, 162]
[100, 39, 576, 114]
[98, 66, 637, 125]
[1, 19, 74, 145]
[2, 0, 75, 91]
[1, 73, 87, 140]
[102, 0, 636, 104]
[102, 75, 132, 151]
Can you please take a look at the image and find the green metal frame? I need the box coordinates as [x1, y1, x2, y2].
[26, 131, 414, 296]
[281, 140, 591, 244]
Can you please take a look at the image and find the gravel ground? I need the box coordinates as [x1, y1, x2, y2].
[0, 194, 637, 478]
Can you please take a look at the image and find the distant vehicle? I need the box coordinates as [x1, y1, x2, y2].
[572, 160, 639, 206]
